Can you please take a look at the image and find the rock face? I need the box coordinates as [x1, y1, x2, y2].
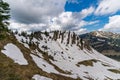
[80, 31, 120, 61]
[1, 31, 120, 80]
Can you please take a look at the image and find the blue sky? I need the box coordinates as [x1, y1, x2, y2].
[65, 0, 98, 12]
[65, 0, 120, 32]
[4, 0, 120, 33]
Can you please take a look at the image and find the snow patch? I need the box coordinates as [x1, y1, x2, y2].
[30, 54, 59, 73]
[32, 74, 53, 80]
[1, 43, 28, 65]
[14, 31, 120, 79]
[15, 35, 30, 48]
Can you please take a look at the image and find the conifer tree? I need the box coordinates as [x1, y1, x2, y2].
[67, 31, 70, 44]
[59, 31, 61, 38]
[44, 31, 49, 37]
[72, 32, 76, 44]
[77, 36, 79, 46]
[0, 0, 10, 31]
[80, 38, 83, 49]
[61, 31, 65, 43]
[53, 31, 59, 41]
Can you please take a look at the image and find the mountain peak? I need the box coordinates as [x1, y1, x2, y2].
[80, 31, 120, 61]
[90, 31, 120, 39]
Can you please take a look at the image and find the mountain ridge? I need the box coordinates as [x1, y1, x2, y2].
[80, 31, 120, 61]
[0, 30, 120, 80]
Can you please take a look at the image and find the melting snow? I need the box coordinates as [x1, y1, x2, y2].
[32, 74, 53, 80]
[30, 54, 59, 73]
[15, 31, 120, 79]
[36, 32, 120, 79]
[15, 35, 29, 48]
[1, 43, 28, 65]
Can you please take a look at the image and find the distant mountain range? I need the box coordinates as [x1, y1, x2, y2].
[80, 31, 120, 61]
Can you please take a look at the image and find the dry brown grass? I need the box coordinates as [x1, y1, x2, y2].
[76, 59, 97, 67]
[108, 69, 120, 74]
[0, 32, 82, 80]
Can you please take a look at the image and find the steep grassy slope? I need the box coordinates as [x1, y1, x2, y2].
[0, 31, 120, 80]
[0, 32, 77, 80]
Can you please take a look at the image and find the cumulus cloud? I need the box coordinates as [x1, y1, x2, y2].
[4, 0, 66, 24]
[99, 15, 120, 33]
[9, 10, 98, 34]
[49, 7, 97, 32]
[75, 28, 88, 34]
[4, 0, 97, 34]
[8, 20, 48, 32]
[79, 6, 95, 19]
[95, 0, 120, 15]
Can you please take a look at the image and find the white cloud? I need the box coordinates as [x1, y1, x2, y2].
[4, 0, 66, 24]
[9, 10, 98, 33]
[49, 9, 98, 33]
[8, 20, 48, 32]
[80, 6, 95, 19]
[75, 28, 88, 34]
[4, 0, 97, 34]
[95, 0, 120, 15]
[99, 15, 120, 33]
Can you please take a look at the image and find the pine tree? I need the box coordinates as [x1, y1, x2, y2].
[21, 31, 27, 37]
[80, 38, 83, 50]
[15, 30, 18, 34]
[0, 0, 10, 31]
[34, 31, 43, 40]
[67, 31, 70, 44]
[53, 31, 59, 41]
[80, 38, 83, 46]
[21, 38, 24, 43]
[77, 36, 79, 46]
[44, 31, 49, 37]
[61, 31, 65, 43]
[72, 32, 76, 44]
[59, 31, 61, 38]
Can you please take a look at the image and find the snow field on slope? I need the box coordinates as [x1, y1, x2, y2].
[39, 33, 120, 79]
[16, 32, 120, 79]
[1, 43, 28, 65]
[15, 35, 30, 48]
[30, 54, 59, 73]
[32, 74, 53, 80]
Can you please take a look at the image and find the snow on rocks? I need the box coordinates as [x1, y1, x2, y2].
[1, 43, 28, 65]
[32, 74, 53, 80]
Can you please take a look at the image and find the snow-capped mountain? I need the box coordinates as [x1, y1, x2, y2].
[80, 31, 120, 61]
[0, 31, 120, 80]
